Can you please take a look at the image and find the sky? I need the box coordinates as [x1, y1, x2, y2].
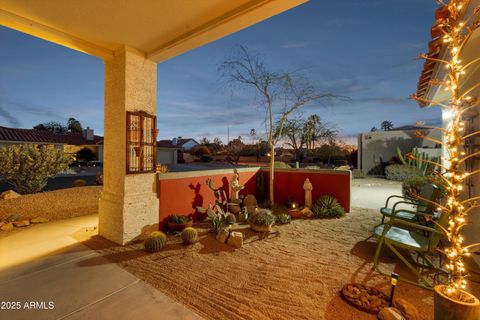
[0, 0, 442, 145]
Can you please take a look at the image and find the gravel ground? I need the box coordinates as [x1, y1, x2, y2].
[82, 208, 480, 320]
[0, 186, 102, 222]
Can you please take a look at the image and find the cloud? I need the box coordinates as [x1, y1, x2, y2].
[280, 42, 309, 49]
[0, 106, 21, 127]
[350, 96, 412, 105]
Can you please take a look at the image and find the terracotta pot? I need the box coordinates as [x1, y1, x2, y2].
[434, 285, 480, 320]
[288, 209, 302, 219]
[167, 218, 193, 232]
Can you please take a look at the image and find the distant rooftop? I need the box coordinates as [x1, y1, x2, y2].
[0, 126, 103, 145]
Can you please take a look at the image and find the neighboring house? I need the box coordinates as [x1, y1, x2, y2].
[0, 126, 104, 162]
[414, 1, 480, 264]
[175, 137, 199, 151]
[156, 140, 178, 165]
[357, 126, 442, 174]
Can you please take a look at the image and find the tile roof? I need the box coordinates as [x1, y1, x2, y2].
[0, 126, 103, 145]
[177, 138, 198, 146]
[415, 5, 449, 107]
[157, 140, 179, 148]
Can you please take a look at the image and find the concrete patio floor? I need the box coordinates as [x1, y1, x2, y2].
[351, 178, 402, 209]
[0, 215, 203, 320]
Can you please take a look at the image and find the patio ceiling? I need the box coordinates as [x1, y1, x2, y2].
[0, 0, 307, 62]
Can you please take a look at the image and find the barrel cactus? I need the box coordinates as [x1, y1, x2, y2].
[144, 231, 167, 252]
[181, 227, 198, 245]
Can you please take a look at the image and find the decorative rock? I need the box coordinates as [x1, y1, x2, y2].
[13, 220, 30, 227]
[228, 203, 241, 215]
[394, 298, 419, 320]
[378, 307, 406, 320]
[300, 207, 314, 218]
[227, 231, 243, 248]
[1, 222, 14, 231]
[246, 205, 256, 216]
[30, 217, 49, 224]
[216, 228, 229, 244]
[243, 194, 257, 208]
[225, 213, 236, 225]
[0, 190, 20, 200]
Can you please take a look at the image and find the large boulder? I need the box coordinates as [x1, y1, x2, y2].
[227, 231, 243, 249]
[216, 228, 229, 244]
[0, 190, 20, 200]
[30, 217, 49, 224]
[243, 194, 257, 208]
[394, 298, 418, 320]
[0, 222, 14, 231]
[13, 220, 30, 227]
[378, 307, 406, 320]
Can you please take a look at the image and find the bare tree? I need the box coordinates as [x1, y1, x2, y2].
[220, 46, 334, 203]
[380, 120, 394, 131]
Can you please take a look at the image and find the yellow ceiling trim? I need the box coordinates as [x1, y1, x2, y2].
[0, 9, 113, 60]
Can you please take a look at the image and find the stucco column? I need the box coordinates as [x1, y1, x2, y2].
[99, 46, 158, 245]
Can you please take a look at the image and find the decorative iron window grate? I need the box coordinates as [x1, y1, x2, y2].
[126, 111, 157, 174]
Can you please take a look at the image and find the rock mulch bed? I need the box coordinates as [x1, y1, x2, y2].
[0, 186, 102, 222]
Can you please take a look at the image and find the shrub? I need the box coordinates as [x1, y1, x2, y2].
[156, 163, 169, 173]
[367, 162, 387, 176]
[191, 145, 211, 156]
[72, 179, 87, 187]
[352, 169, 365, 179]
[312, 195, 345, 218]
[402, 175, 447, 200]
[385, 164, 422, 181]
[168, 215, 190, 224]
[200, 155, 213, 163]
[0, 145, 72, 194]
[274, 161, 291, 168]
[76, 147, 96, 162]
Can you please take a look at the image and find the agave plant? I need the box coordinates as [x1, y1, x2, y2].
[312, 195, 345, 218]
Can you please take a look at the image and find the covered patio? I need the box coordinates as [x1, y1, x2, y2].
[0, 0, 308, 244]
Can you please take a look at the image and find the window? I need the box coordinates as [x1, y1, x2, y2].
[126, 111, 157, 173]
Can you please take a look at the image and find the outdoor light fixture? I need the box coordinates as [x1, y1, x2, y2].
[389, 272, 399, 307]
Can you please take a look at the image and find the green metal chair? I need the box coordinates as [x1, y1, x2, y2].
[379, 184, 442, 224]
[373, 204, 448, 290]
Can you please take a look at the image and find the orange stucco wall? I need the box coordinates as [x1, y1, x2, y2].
[158, 169, 258, 229]
[157, 168, 351, 229]
[267, 169, 351, 212]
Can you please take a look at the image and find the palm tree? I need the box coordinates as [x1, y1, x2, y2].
[250, 128, 256, 144]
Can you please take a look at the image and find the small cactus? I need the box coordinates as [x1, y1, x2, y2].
[276, 213, 291, 225]
[225, 213, 236, 225]
[144, 231, 167, 252]
[181, 227, 198, 245]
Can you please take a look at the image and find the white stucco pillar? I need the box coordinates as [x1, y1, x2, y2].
[99, 46, 159, 245]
